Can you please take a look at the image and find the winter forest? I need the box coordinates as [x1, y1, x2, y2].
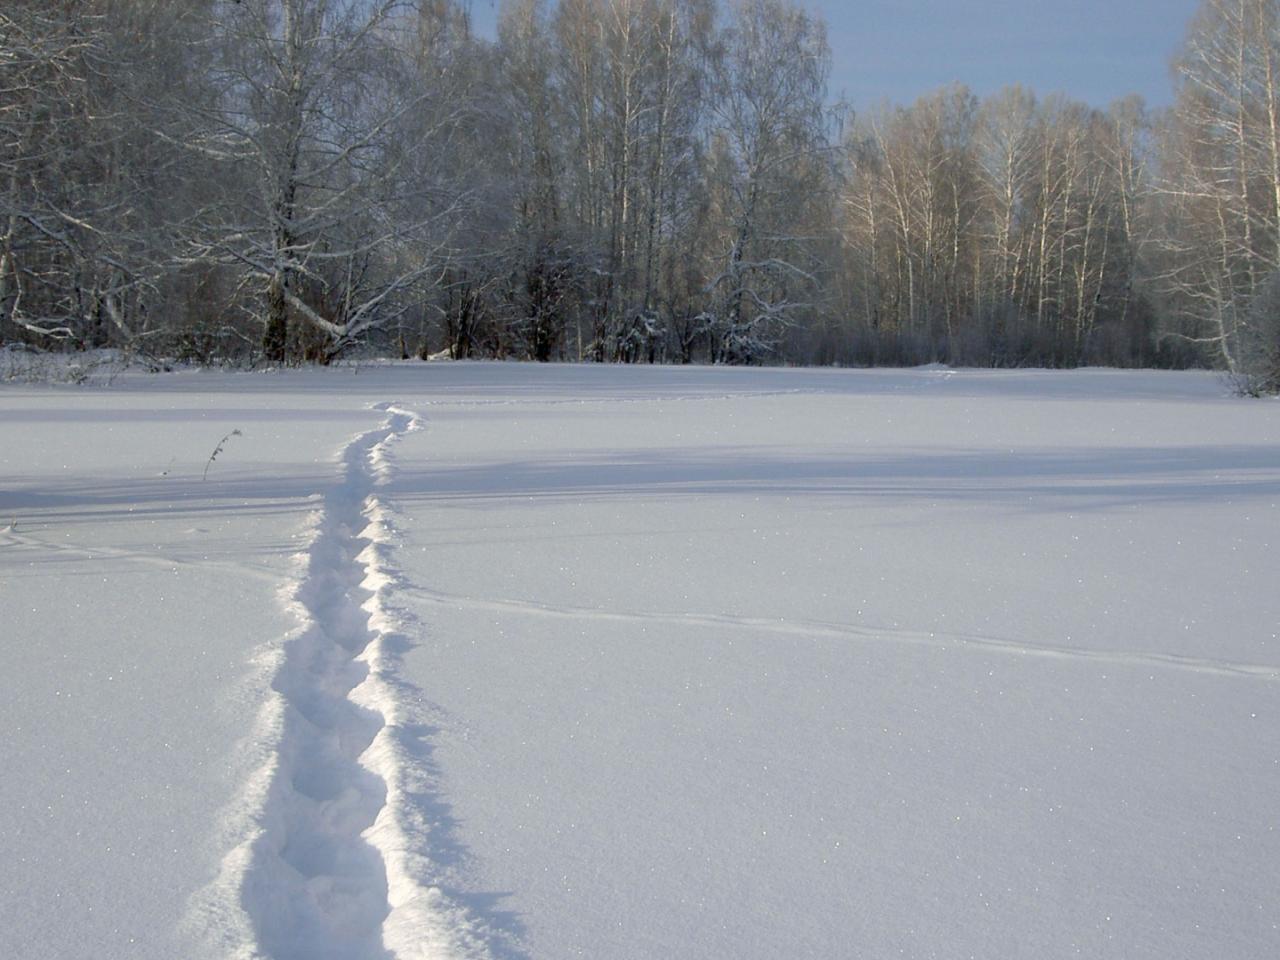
[2, 0, 1279, 390]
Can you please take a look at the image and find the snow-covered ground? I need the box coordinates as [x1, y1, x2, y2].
[1, 364, 1277, 959]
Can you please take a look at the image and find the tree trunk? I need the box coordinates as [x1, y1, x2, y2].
[264, 273, 288, 362]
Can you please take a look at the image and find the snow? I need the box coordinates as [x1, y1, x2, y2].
[1, 365, 1278, 959]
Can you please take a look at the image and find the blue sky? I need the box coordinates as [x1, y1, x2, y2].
[466, 0, 1202, 110]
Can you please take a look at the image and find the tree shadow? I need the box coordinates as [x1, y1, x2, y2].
[379, 443, 1280, 513]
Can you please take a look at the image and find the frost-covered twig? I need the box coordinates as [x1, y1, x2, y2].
[203, 429, 243, 481]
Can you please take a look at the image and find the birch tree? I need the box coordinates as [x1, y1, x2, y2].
[1158, 0, 1280, 387]
[702, 0, 830, 364]
[186, 0, 471, 362]
[1, 1, 210, 349]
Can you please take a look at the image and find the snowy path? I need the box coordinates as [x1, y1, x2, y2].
[219, 404, 496, 960]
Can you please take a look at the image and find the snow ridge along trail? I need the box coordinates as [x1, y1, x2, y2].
[220, 403, 498, 960]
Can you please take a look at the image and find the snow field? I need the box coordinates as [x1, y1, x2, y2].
[1, 365, 1277, 960]
[379, 368, 1280, 958]
[0, 382, 380, 959]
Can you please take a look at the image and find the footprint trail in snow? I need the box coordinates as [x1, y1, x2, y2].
[233, 403, 499, 960]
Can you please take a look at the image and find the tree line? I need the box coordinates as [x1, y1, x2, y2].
[1, 0, 1277, 390]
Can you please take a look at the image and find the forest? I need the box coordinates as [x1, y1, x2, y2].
[1, 0, 1278, 391]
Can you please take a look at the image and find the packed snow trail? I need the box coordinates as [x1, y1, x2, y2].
[222, 404, 498, 960]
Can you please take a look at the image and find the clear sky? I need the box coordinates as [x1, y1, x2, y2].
[466, 0, 1203, 110]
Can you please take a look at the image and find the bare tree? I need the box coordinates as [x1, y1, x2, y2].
[1156, 0, 1280, 386]
[0, 0, 1234, 376]
[0, 1, 210, 350]
[181, 0, 474, 362]
[701, 0, 831, 364]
